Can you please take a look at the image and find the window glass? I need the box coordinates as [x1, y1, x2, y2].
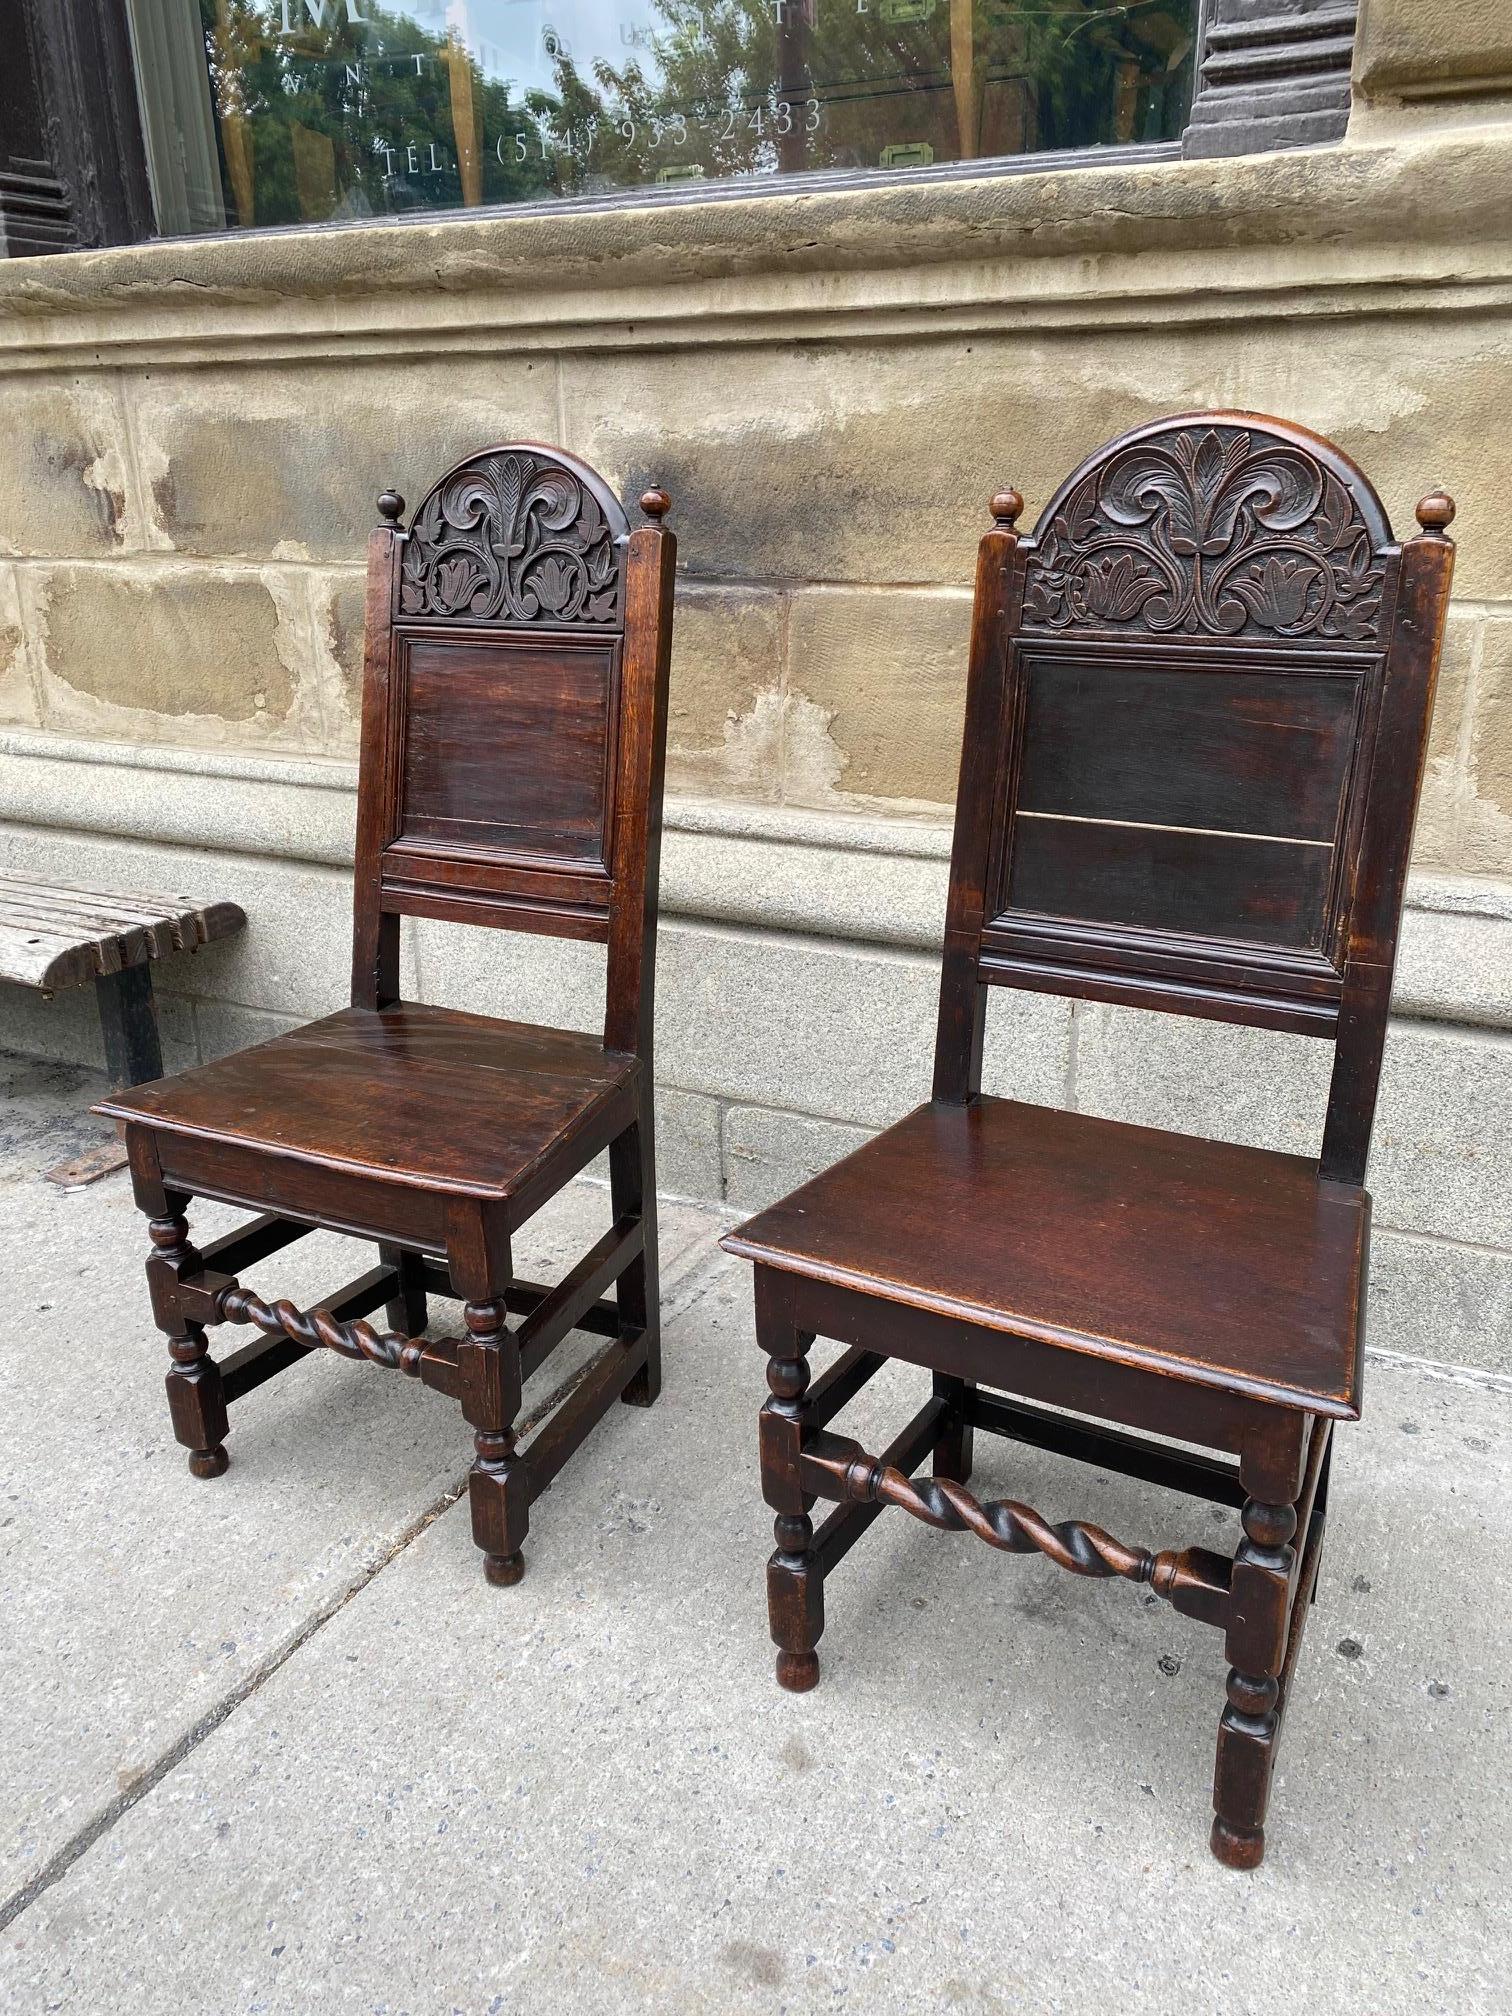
[151, 2, 1198, 230]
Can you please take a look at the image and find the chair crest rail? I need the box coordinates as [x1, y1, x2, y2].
[799, 1431, 1231, 1627]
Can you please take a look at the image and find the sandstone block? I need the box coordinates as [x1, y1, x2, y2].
[28, 563, 326, 750]
[130, 359, 558, 562]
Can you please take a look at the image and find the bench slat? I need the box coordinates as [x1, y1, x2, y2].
[0, 896, 182, 934]
[0, 902, 183, 961]
[0, 878, 229, 928]
[0, 894, 190, 932]
[0, 876, 245, 992]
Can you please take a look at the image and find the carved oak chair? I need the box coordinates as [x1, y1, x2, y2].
[98, 445, 676, 1586]
[722, 413, 1455, 1866]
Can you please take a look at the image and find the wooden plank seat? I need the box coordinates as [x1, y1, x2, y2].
[0, 871, 245, 1086]
[104, 1004, 639, 1214]
[721, 413, 1457, 1869]
[91, 444, 678, 1587]
[725, 1097, 1368, 1420]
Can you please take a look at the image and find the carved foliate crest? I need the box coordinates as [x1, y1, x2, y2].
[399, 450, 621, 626]
[1023, 425, 1385, 642]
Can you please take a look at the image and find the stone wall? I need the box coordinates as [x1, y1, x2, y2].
[0, 8, 1508, 1375]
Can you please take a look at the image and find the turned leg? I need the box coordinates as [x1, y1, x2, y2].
[458, 1295, 529, 1587]
[381, 1243, 428, 1339]
[1212, 1493, 1298, 1868]
[756, 1268, 822, 1692]
[147, 1207, 228, 1479]
[611, 1112, 661, 1409]
[933, 1372, 975, 1485]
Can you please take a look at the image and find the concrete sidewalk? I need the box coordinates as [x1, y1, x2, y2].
[1, 1052, 1507, 2014]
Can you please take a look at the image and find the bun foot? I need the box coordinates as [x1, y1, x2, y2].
[188, 1445, 228, 1479]
[484, 1550, 525, 1587]
[1210, 1817, 1265, 1869]
[776, 1649, 820, 1693]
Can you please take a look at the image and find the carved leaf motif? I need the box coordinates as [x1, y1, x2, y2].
[1314, 470, 1352, 552]
[1078, 552, 1163, 622]
[1024, 424, 1384, 642]
[1230, 555, 1320, 630]
[399, 453, 622, 626]
[1181, 428, 1251, 553]
[1063, 473, 1100, 545]
[531, 555, 574, 613]
[489, 455, 526, 557]
[576, 488, 605, 545]
[413, 492, 444, 544]
[436, 555, 477, 611]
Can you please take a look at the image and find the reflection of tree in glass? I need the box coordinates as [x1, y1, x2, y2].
[552, 0, 1194, 186]
[195, 0, 1195, 223]
[199, 1, 557, 225]
[1027, 2, 1196, 148]
[566, 0, 957, 184]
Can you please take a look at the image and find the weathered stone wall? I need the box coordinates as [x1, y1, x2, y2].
[1, 129, 1510, 860]
[0, 10, 1508, 1372]
[1353, 0, 1512, 113]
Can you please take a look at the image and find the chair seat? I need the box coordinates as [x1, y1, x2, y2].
[97, 1003, 638, 1201]
[724, 1097, 1367, 1417]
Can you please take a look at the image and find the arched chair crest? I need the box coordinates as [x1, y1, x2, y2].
[1021, 415, 1392, 644]
[395, 445, 632, 629]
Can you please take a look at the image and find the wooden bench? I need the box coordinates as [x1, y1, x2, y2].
[0, 875, 246, 1177]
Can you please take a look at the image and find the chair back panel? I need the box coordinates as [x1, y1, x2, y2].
[392, 630, 619, 872]
[1006, 646, 1363, 954]
[352, 444, 676, 1054]
[936, 412, 1455, 1182]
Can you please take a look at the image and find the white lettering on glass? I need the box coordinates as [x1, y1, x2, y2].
[277, 1, 366, 28]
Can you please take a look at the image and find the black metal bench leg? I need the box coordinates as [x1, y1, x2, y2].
[96, 965, 164, 1087]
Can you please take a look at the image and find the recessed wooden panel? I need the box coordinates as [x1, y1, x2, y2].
[1005, 814, 1333, 949]
[397, 633, 616, 868]
[1018, 657, 1361, 844]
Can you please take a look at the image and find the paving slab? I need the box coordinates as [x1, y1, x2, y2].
[3, 1251, 1507, 2016]
[0, 1053, 718, 1914]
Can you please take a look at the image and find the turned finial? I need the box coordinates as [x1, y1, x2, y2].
[1415, 489, 1455, 536]
[640, 486, 671, 523]
[377, 490, 405, 527]
[991, 488, 1024, 529]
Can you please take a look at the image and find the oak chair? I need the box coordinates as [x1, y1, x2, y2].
[722, 412, 1456, 1866]
[98, 444, 676, 1585]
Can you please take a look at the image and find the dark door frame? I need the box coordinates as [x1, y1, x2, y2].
[0, 0, 154, 255]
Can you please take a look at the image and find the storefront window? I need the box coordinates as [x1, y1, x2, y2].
[126, 1, 1197, 233]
